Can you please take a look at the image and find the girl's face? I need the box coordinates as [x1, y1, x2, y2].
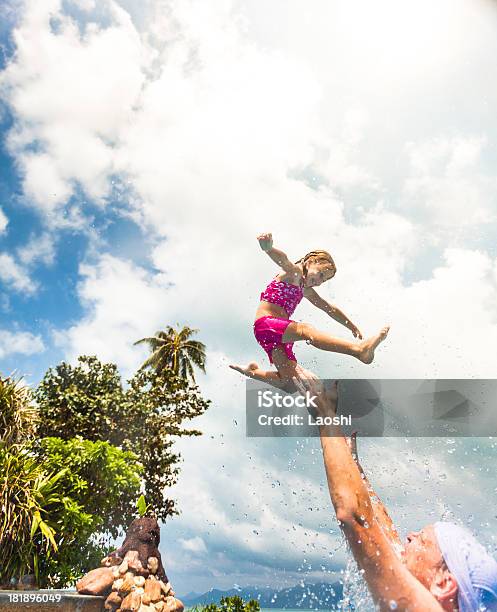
[304, 262, 336, 288]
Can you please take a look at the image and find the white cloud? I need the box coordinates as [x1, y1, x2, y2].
[381, 248, 497, 377]
[178, 536, 207, 555]
[0, 329, 45, 358]
[53, 254, 171, 375]
[3, 0, 497, 235]
[72, 0, 96, 9]
[17, 232, 56, 266]
[402, 137, 497, 227]
[0, 233, 56, 297]
[1, 0, 144, 217]
[0, 253, 38, 294]
[0, 207, 8, 233]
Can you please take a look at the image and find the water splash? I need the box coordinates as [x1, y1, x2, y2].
[340, 558, 375, 611]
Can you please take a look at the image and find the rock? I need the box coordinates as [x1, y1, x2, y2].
[77, 517, 175, 609]
[144, 577, 162, 603]
[159, 581, 171, 596]
[134, 576, 146, 588]
[147, 557, 159, 574]
[121, 590, 143, 612]
[174, 598, 184, 612]
[76, 566, 114, 596]
[104, 591, 122, 610]
[142, 593, 151, 605]
[163, 596, 184, 612]
[102, 555, 123, 567]
[110, 517, 168, 582]
[119, 571, 136, 595]
[125, 550, 149, 576]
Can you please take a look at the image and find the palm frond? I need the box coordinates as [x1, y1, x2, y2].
[134, 337, 156, 347]
[135, 325, 206, 382]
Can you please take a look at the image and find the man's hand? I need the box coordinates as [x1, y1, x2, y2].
[293, 370, 338, 418]
[257, 232, 273, 252]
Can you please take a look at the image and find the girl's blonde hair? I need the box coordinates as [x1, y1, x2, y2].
[295, 250, 336, 277]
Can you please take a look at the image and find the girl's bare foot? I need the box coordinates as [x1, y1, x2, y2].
[359, 326, 390, 364]
[229, 362, 259, 377]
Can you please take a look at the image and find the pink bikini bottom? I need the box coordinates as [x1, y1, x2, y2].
[253, 316, 297, 364]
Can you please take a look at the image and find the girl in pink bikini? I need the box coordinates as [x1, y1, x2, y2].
[230, 232, 389, 391]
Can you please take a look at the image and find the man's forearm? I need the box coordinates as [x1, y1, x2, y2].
[357, 466, 402, 550]
[319, 425, 374, 526]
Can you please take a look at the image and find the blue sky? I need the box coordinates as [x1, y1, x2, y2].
[1, 0, 497, 600]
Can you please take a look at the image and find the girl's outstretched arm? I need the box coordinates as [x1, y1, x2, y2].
[257, 232, 300, 275]
[304, 288, 363, 339]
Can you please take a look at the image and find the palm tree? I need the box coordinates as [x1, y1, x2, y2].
[134, 325, 206, 383]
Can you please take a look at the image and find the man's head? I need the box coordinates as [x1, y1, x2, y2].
[402, 522, 497, 611]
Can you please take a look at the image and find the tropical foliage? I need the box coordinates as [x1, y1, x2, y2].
[1, 323, 210, 588]
[0, 435, 142, 588]
[0, 376, 38, 446]
[194, 596, 261, 612]
[37, 437, 142, 586]
[0, 368, 168, 588]
[36, 355, 210, 520]
[134, 325, 206, 382]
[0, 445, 76, 585]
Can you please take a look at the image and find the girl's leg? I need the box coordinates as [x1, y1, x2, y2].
[229, 361, 291, 391]
[282, 322, 389, 364]
[271, 347, 301, 393]
[230, 349, 303, 393]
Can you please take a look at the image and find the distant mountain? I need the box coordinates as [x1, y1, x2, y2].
[182, 591, 202, 601]
[180, 582, 343, 609]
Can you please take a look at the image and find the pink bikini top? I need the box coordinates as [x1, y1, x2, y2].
[260, 277, 304, 317]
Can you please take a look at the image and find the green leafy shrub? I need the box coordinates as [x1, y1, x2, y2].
[0, 435, 142, 586]
[36, 356, 210, 519]
[40, 437, 142, 539]
[191, 596, 261, 612]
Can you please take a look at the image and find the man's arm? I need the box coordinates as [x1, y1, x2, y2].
[295, 375, 443, 611]
[257, 233, 300, 276]
[348, 433, 402, 553]
[303, 288, 363, 339]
